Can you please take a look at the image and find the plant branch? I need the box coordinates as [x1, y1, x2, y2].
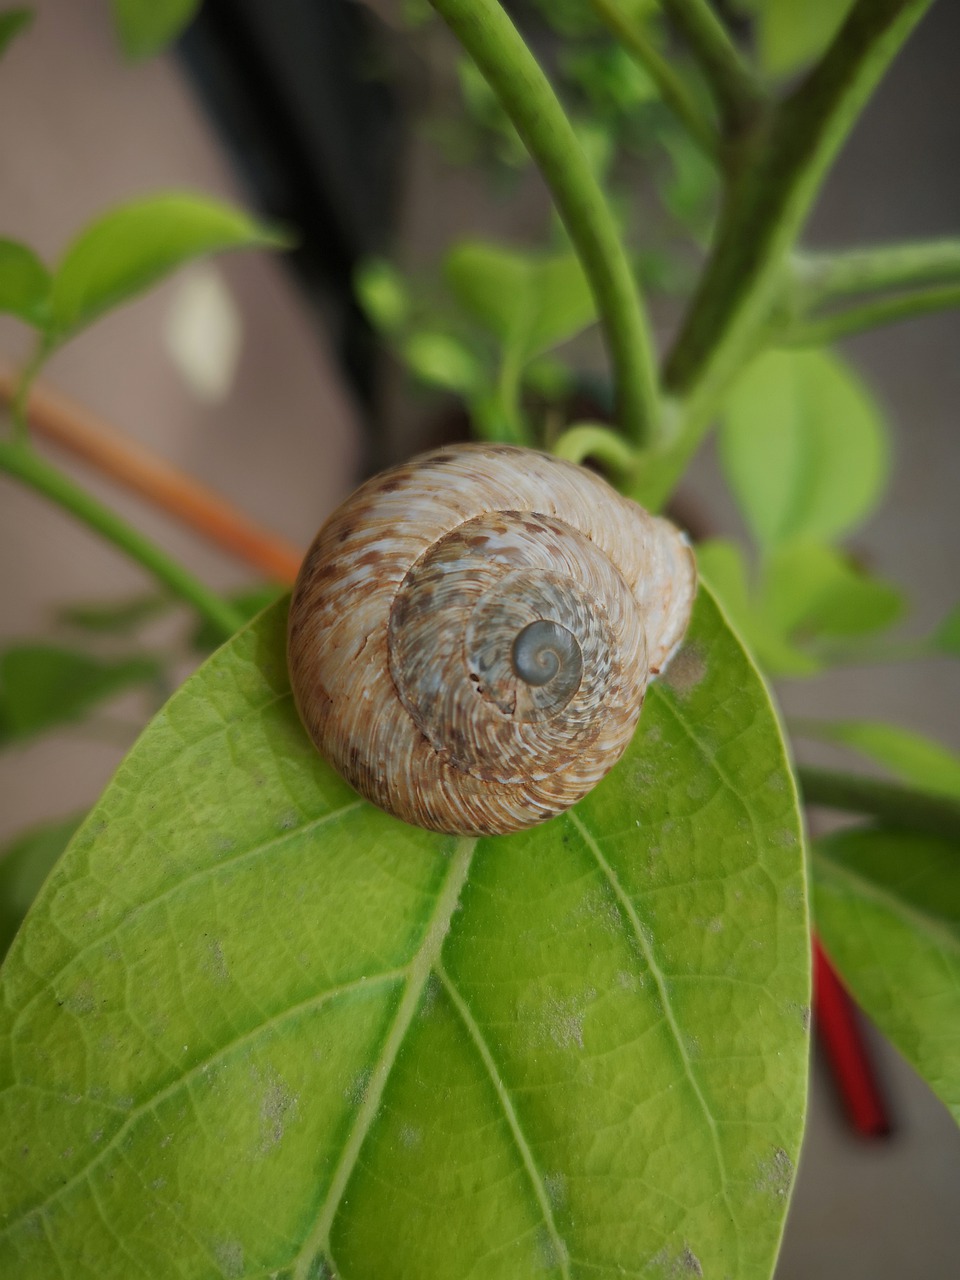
[0, 368, 303, 584]
[590, 0, 720, 159]
[0, 439, 245, 640]
[659, 0, 766, 137]
[552, 422, 639, 476]
[793, 237, 960, 309]
[797, 765, 960, 843]
[428, 0, 660, 447]
[783, 283, 960, 346]
[645, 0, 935, 508]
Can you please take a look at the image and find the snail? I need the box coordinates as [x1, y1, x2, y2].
[287, 443, 696, 836]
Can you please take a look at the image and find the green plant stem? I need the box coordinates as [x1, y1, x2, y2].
[0, 439, 244, 640]
[659, 0, 765, 137]
[495, 344, 532, 445]
[793, 237, 960, 308]
[590, 0, 720, 159]
[783, 282, 960, 346]
[9, 338, 51, 444]
[427, 0, 660, 447]
[644, 0, 934, 509]
[552, 422, 638, 476]
[797, 765, 960, 843]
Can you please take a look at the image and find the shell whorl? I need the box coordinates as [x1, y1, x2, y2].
[287, 444, 696, 835]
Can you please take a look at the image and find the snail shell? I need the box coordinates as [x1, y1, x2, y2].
[287, 444, 696, 836]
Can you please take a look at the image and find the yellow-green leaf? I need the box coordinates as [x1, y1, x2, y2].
[0, 591, 808, 1277]
[50, 193, 287, 339]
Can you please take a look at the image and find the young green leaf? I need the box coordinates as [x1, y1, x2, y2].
[797, 720, 960, 800]
[696, 538, 819, 677]
[445, 241, 597, 363]
[719, 349, 889, 549]
[0, 238, 50, 328]
[813, 827, 960, 1124]
[108, 0, 201, 60]
[57, 592, 173, 635]
[0, 8, 31, 60]
[761, 540, 903, 639]
[0, 815, 82, 959]
[743, 0, 857, 78]
[0, 591, 808, 1279]
[0, 645, 160, 743]
[353, 258, 411, 335]
[402, 330, 485, 395]
[50, 193, 288, 341]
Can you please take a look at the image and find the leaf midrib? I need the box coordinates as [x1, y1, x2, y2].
[290, 834, 479, 1279]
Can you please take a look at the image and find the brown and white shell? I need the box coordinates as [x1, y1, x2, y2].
[287, 443, 696, 836]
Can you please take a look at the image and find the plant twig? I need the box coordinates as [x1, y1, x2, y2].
[0, 369, 303, 584]
[0, 439, 245, 640]
[647, 0, 935, 509]
[793, 237, 960, 309]
[428, 0, 661, 447]
[782, 282, 960, 346]
[552, 422, 638, 476]
[590, 0, 720, 159]
[659, 0, 765, 137]
[797, 765, 960, 843]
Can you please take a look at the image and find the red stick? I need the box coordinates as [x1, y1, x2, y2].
[813, 936, 891, 1137]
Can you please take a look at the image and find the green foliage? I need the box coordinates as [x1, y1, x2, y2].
[0, 238, 49, 327]
[697, 538, 902, 678]
[0, 7, 31, 60]
[49, 193, 287, 341]
[0, 815, 81, 958]
[934, 603, 960, 656]
[108, 0, 201, 60]
[719, 349, 889, 550]
[813, 827, 960, 1124]
[0, 644, 161, 744]
[354, 258, 411, 335]
[741, 0, 858, 77]
[402, 330, 484, 394]
[57, 592, 173, 634]
[0, 593, 809, 1277]
[797, 720, 960, 799]
[445, 242, 597, 362]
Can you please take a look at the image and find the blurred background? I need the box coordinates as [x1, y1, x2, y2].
[0, 1, 958, 1275]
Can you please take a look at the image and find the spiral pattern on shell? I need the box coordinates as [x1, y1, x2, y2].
[287, 444, 696, 835]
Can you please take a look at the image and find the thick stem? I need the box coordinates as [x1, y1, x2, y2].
[797, 765, 960, 843]
[645, 0, 935, 508]
[0, 440, 244, 640]
[659, 0, 766, 137]
[428, 0, 660, 447]
[782, 282, 960, 346]
[590, 0, 720, 159]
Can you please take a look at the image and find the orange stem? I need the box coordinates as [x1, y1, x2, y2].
[0, 369, 303, 586]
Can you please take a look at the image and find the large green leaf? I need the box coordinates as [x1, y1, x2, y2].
[0, 238, 50, 327]
[813, 828, 960, 1124]
[50, 193, 287, 340]
[719, 349, 889, 549]
[445, 241, 597, 363]
[0, 591, 808, 1278]
[108, 0, 201, 60]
